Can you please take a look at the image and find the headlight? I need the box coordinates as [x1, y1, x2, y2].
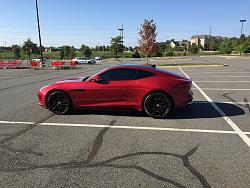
[40, 85, 49, 91]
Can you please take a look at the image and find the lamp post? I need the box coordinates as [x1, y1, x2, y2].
[240, 19, 246, 37]
[240, 19, 246, 55]
[35, 0, 44, 67]
[118, 24, 124, 61]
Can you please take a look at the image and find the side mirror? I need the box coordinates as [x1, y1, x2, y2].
[92, 75, 107, 84]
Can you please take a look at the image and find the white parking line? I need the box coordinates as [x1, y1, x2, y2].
[1, 120, 250, 135]
[193, 88, 250, 91]
[195, 81, 250, 83]
[0, 120, 35, 125]
[191, 76, 250, 77]
[193, 101, 250, 105]
[188, 72, 250, 74]
[178, 66, 250, 147]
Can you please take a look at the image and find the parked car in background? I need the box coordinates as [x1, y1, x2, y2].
[95, 56, 103, 60]
[72, 57, 96, 64]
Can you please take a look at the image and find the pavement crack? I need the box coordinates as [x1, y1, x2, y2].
[103, 163, 186, 188]
[0, 121, 211, 188]
[84, 126, 112, 164]
[223, 92, 250, 113]
[110, 120, 117, 126]
[0, 113, 55, 155]
[1, 143, 44, 156]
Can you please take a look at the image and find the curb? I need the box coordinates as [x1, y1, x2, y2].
[158, 64, 224, 68]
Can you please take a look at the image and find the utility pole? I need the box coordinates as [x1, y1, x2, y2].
[240, 19, 246, 55]
[35, 0, 44, 67]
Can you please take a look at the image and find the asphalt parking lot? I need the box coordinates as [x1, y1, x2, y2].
[0, 56, 250, 188]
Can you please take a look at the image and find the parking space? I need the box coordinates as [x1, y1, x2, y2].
[0, 57, 250, 187]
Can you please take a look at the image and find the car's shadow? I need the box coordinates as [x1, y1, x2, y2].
[70, 101, 245, 119]
[168, 101, 245, 119]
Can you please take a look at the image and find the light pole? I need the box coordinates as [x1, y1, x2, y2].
[240, 19, 246, 37]
[118, 24, 124, 61]
[240, 19, 246, 55]
[35, 0, 44, 67]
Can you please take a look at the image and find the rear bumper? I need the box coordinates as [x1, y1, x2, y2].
[175, 90, 193, 109]
[184, 90, 193, 106]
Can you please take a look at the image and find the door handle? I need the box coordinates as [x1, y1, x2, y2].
[71, 89, 85, 92]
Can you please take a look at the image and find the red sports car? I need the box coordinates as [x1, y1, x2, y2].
[37, 64, 193, 118]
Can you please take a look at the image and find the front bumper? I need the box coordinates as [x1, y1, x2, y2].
[37, 90, 47, 108]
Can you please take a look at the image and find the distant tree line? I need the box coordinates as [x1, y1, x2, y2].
[1, 27, 250, 60]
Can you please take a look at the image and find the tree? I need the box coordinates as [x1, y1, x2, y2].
[242, 45, 250, 54]
[240, 34, 246, 43]
[241, 36, 250, 54]
[131, 50, 141, 58]
[209, 37, 219, 51]
[59, 50, 64, 59]
[219, 39, 232, 54]
[230, 37, 240, 52]
[138, 19, 158, 62]
[12, 45, 21, 59]
[158, 42, 166, 53]
[84, 46, 92, 58]
[190, 43, 199, 54]
[22, 38, 39, 59]
[59, 46, 75, 59]
[110, 36, 123, 60]
[80, 44, 86, 53]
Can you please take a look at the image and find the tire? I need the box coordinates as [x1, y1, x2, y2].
[47, 91, 72, 115]
[88, 61, 92, 64]
[144, 92, 173, 119]
[75, 61, 78, 65]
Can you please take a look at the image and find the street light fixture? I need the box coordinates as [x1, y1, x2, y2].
[35, 0, 44, 67]
[240, 19, 246, 38]
[240, 19, 246, 55]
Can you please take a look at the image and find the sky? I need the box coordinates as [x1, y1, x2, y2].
[0, 0, 249, 48]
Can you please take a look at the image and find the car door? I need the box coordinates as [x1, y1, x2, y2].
[78, 68, 137, 107]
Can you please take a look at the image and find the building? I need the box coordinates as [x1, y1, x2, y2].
[44, 47, 61, 52]
[191, 35, 223, 50]
[170, 40, 180, 48]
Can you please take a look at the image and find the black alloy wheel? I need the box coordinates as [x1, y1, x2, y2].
[47, 91, 72, 115]
[144, 92, 173, 119]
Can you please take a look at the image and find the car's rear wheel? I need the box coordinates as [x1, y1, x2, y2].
[144, 92, 173, 119]
[47, 91, 72, 115]
[88, 61, 92, 64]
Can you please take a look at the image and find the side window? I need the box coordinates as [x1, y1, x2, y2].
[136, 70, 155, 79]
[100, 69, 137, 81]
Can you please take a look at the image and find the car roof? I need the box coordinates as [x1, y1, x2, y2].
[108, 64, 157, 71]
[105, 64, 185, 78]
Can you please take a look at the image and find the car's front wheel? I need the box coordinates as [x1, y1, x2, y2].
[144, 92, 173, 119]
[47, 91, 72, 115]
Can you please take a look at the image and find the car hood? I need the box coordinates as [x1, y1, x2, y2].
[54, 76, 88, 84]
